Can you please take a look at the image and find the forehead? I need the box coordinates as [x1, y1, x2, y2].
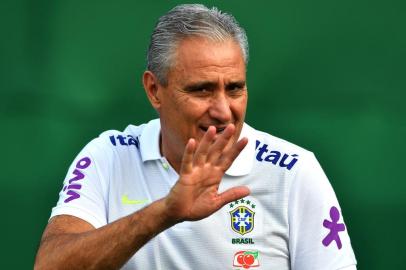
[167, 37, 246, 84]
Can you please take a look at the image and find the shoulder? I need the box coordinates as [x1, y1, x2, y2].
[82, 121, 150, 162]
[245, 123, 314, 172]
[99, 123, 145, 149]
[252, 127, 311, 155]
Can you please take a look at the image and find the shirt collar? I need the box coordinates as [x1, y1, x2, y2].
[225, 122, 255, 176]
[139, 119, 162, 161]
[139, 118, 255, 176]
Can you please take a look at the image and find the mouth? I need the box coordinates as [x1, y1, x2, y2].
[199, 125, 227, 134]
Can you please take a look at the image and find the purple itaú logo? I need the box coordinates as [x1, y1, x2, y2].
[322, 206, 346, 249]
[63, 157, 91, 203]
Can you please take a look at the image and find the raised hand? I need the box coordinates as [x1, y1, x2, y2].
[164, 124, 250, 222]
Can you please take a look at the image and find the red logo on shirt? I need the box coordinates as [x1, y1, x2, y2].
[233, 250, 259, 268]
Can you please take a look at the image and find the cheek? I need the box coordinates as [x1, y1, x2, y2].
[179, 97, 208, 118]
[168, 90, 189, 107]
[232, 98, 248, 116]
[162, 93, 187, 115]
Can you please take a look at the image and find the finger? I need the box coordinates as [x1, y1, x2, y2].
[217, 137, 248, 170]
[216, 186, 250, 209]
[207, 124, 235, 164]
[180, 138, 196, 174]
[194, 126, 216, 166]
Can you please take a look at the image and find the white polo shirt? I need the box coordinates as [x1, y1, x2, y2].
[51, 119, 357, 270]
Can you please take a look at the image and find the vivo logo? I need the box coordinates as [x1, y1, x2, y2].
[255, 140, 299, 170]
[63, 157, 91, 203]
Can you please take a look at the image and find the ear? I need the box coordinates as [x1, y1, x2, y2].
[143, 71, 162, 110]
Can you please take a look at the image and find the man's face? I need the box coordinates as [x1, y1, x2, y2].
[149, 37, 247, 168]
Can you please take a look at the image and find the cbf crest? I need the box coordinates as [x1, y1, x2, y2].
[229, 199, 256, 235]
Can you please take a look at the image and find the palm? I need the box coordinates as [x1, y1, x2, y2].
[165, 124, 249, 222]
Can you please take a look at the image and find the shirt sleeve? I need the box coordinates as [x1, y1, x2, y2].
[288, 153, 357, 270]
[49, 137, 111, 229]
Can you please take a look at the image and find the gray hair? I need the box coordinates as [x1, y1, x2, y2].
[147, 4, 249, 86]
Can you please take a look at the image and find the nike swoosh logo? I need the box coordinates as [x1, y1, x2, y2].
[121, 195, 149, 205]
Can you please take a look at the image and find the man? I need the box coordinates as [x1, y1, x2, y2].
[35, 4, 357, 270]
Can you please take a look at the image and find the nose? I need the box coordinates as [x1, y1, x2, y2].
[208, 91, 232, 123]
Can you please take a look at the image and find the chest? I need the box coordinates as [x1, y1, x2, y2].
[108, 160, 292, 269]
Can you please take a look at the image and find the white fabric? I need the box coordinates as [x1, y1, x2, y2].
[50, 119, 357, 269]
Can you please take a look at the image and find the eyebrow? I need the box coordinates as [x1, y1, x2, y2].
[184, 80, 246, 91]
[226, 81, 246, 90]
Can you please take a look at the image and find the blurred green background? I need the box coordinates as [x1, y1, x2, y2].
[1, 0, 405, 268]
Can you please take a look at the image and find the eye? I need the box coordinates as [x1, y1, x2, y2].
[230, 86, 243, 91]
[191, 88, 212, 97]
[195, 87, 208, 92]
[226, 83, 246, 96]
[187, 87, 209, 95]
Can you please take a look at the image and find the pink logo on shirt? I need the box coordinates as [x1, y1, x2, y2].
[63, 157, 91, 203]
